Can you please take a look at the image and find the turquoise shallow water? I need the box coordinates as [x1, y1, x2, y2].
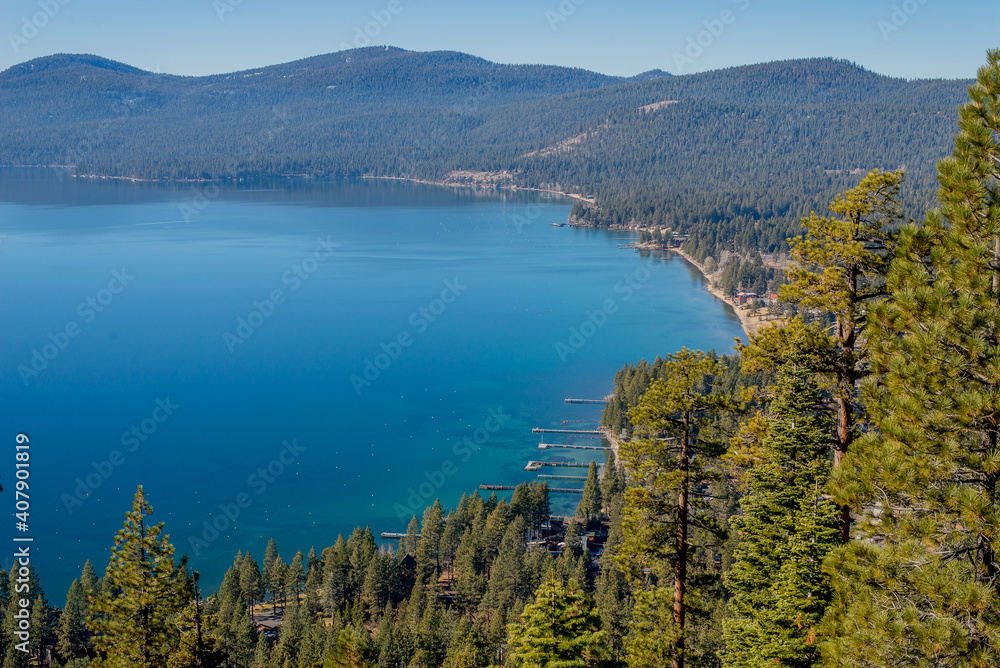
[0, 173, 743, 593]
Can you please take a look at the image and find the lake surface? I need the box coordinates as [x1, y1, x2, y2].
[0, 171, 743, 594]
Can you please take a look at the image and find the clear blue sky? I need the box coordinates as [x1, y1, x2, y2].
[1, 0, 996, 79]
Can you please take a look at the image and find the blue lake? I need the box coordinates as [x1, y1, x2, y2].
[0, 172, 743, 594]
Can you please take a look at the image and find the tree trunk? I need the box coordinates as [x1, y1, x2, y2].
[673, 414, 690, 668]
[834, 391, 853, 542]
[835, 306, 856, 544]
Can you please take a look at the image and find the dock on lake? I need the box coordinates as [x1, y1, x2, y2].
[538, 442, 611, 451]
[524, 460, 597, 471]
[479, 484, 583, 494]
[532, 428, 605, 436]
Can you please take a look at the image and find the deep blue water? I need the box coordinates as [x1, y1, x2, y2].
[0, 172, 743, 595]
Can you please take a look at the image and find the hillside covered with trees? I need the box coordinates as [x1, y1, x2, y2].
[0, 48, 970, 266]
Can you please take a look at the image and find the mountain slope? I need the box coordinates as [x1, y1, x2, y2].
[0, 48, 972, 262]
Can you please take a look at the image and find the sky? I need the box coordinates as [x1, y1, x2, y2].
[0, 0, 997, 80]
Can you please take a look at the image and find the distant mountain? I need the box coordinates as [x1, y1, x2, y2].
[631, 69, 673, 81]
[0, 48, 972, 262]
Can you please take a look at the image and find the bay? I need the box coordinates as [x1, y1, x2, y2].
[0, 171, 743, 593]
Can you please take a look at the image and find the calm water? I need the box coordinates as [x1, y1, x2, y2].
[0, 171, 743, 594]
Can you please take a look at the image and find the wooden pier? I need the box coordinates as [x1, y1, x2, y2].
[524, 460, 596, 471]
[532, 428, 605, 436]
[380, 532, 409, 539]
[479, 484, 583, 494]
[564, 398, 608, 404]
[538, 442, 611, 451]
[537, 474, 588, 481]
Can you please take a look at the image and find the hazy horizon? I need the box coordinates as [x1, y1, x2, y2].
[0, 46, 978, 82]
[2, 0, 997, 81]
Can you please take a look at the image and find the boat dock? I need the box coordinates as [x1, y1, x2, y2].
[531, 428, 605, 436]
[479, 484, 583, 494]
[524, 460, 596, 471]
[564, 398, 608, 404]
[538, 442, 611, 451]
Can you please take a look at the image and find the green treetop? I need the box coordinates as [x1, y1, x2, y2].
[507, 575, 608, 668]
[87, 486, 192, 668]
[576, 461, 603, 528]
[618, 348, 734, 668]
[822, 49, 1000, 667]
[721, 370, 840, 668]
[741, 168, 903, 541]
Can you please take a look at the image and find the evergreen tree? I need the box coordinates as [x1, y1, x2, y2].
[287, 550, 305, 604]
[251, 635, 270, 668]
[618, 349, 733, 668]
[306, 546, 319, 574]
[328, 626, 373, 668]
[721, 370, 840, 667]
[325, 535, 351, 614]
[87, 486, 191, 668]
[822, 49, 1000, 667]
[481, 517, 531, 617]
[56, 579, 88, 662]
[262, 539, 278, 603]
[271, 599, 305, 668]
[228, 605, 256, 668]
[454, 528, 487, 616]
[303, 566, 323, 618]
[239, 554, 264, 621]
[740, 168, 903, 540]
[416, 500, 446, 580]
[169, 573, 226, 668]
[595, 496, 630, 663]
[507, 576, 608, 668]
[269, 556, 287, 614]
[576, 461, 603, 528]
[563, 520, 583, 560]
[601, 452, 625, 502]
[404, 515, 421, 556]
[80, 561, 99, 606]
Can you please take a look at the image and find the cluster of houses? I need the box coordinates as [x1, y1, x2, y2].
[731, 291, 779, 308]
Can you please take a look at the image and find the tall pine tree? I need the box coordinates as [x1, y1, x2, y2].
[823, 49, 1000, 667]
[618, 348, 733, 668]
[87, 487, 192, 668]
[721, 370, 839, 667]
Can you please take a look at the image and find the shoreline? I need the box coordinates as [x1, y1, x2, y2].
[664, 247, 770, 338]
[3, 165, 598, 205]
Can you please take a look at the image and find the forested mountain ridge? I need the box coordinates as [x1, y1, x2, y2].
[0, 48, 971, 263]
